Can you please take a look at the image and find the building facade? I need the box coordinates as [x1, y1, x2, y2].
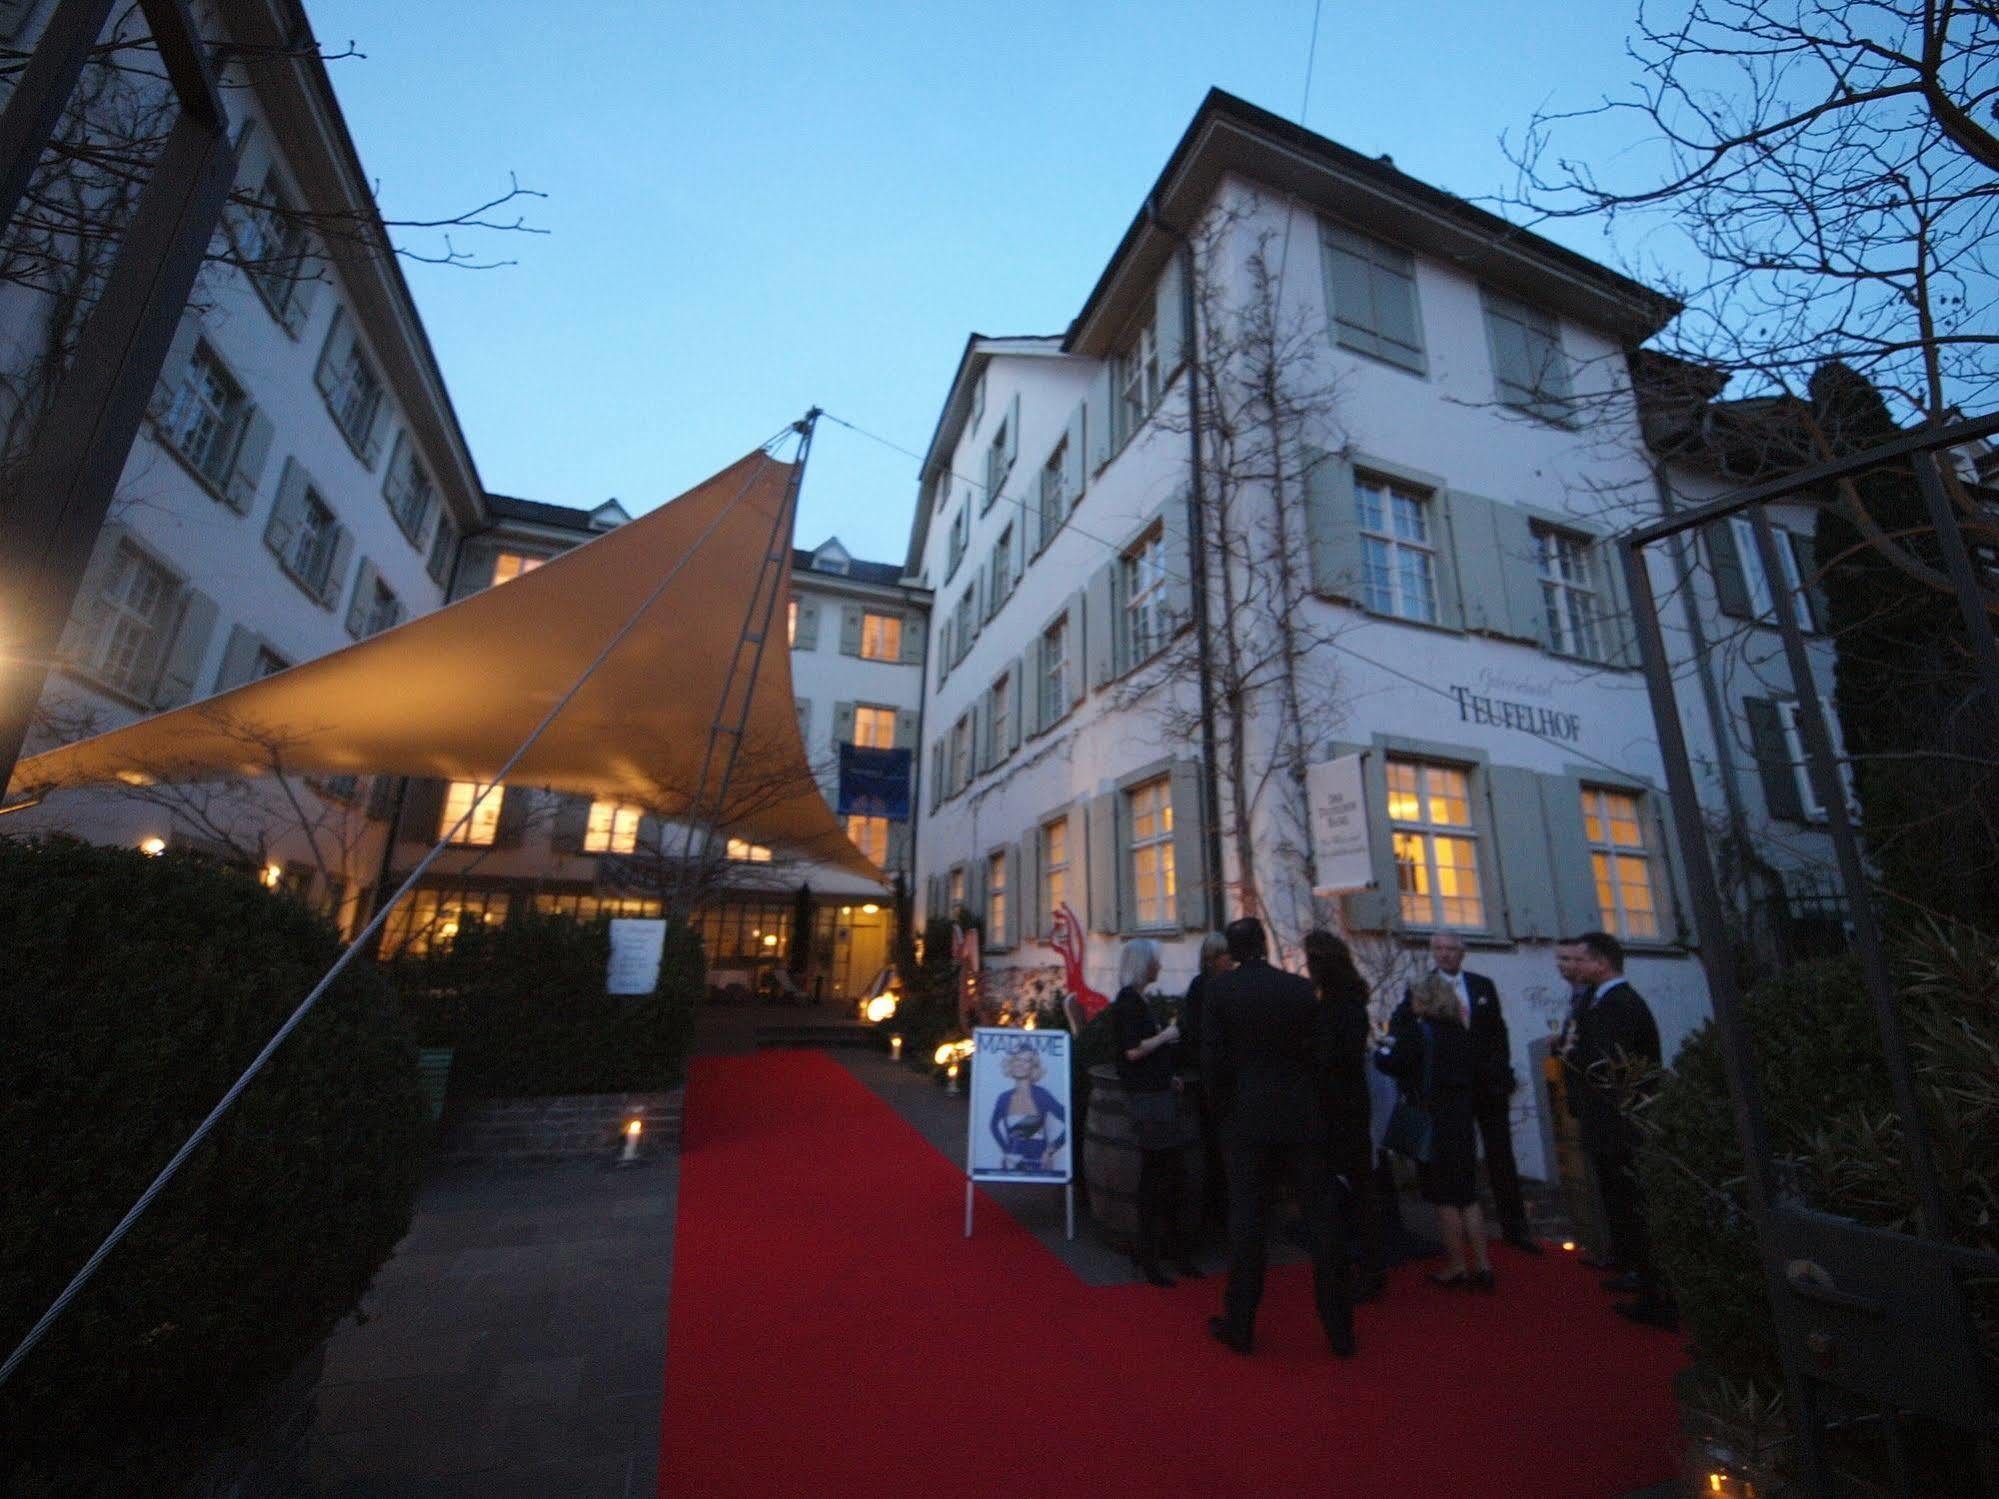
[906, 91, 1848, 1181]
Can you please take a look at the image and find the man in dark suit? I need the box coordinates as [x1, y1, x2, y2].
[1563, 930, 1675, 1330]
[1394, 931, 1539, 1253]
[1201, 917, 1355, 1358]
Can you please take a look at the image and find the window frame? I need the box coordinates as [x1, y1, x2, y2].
[1355, 472, 1440, 624]
[287, 485, 340, 596]
[88, 541, 181, 699]
[985, 848, 1009, 948]
[1728, 516, 1821, 634]
[583, 800, 642, 855]
[1111, 314, 1161, 452]
[988, 671, 1011, 763]
[1534, 522, 1604, 661]
[441, 780, 503, 847]
[859, 610, 903, 661]
[326, 338, 385, 456]
[846, 814, 891, 867]
[1481, 288, 1574, 426]
[1125, 773, 1177, 932]
[1041, 815, 1070, 924]
[238, 167, 312, 329]
[1580, 783, 1662, 942]
[950, 712, 973, 794]
[383, 436, 435, 543]
[1385, 756, 1487, 931]
[161, 340, 249, 491]
[1038, 437, 1070, 546]
[851, 703, 898, 749]
[1039, 613, 1070, 727]
[1121, 523, 1169, 667]
[1319, 220, 1426, 375]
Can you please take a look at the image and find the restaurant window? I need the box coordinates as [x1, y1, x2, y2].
[1387, 759, 1483, 928]
[1583, 786, 1660, 941]
[583, 800, 641, 855]
[441, 781, 503, 846]
[1127, 775, 1176, 929]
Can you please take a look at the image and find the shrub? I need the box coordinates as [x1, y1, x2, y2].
[393, 912, 700, 1098]
[894, 916, 962, 1074]
[0, 838, 425, 1495]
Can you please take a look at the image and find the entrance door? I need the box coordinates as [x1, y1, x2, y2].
[830, 903, 889, 999]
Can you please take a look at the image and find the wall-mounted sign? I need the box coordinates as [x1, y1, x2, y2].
[606, 918, 667, 995]
[1450, 685, 1582, 742]
[1307, 752, 1374, 895]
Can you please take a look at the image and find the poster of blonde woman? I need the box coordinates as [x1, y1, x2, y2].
[963, 1028, 1075, 1238]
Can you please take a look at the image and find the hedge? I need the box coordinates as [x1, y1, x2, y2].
[0, 838, 425, 1495]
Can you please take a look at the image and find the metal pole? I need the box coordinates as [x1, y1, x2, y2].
[1909, 450, 1999, 712]
[1746, 509, 1949, 1240]
[0, 0, 120, 231]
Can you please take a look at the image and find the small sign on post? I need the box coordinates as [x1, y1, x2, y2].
[606, 918, 667, 995]
[963, 1027, 1074, 1240]
[1307, 751, 1373, 895]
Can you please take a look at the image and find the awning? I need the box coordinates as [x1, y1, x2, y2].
[15, 447, 883, 882]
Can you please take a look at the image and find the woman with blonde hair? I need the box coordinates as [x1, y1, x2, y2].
[1377, 970, 1494, 1291]
[1111, 937, 1198, 1285]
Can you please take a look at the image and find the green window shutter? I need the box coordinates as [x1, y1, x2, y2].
[58, 523, 130, 663]
[1169, 759, 1207, 931]
[1007, 659, 1024, 754]
[1084, 364, 1114, 476]
[1019, 649, 1040, 739]
[1063, 402, 1087, 505]
[1155, 247, 1188, 377]
[492, 786, 529, 849]
[1450, 491, 1542, 644]
[795, 598, 820, 650]
[900, 614, 924, 664]
[214, 623, 263, 693]
[1648, 799, 1693, 945]
[968, 854, 989, 937]
[973, 695, 992, 775]
[1302, 446, 1363, 603]
[396, 778, 446, 843]
[152, 588, 218, 708]
[314, 305, 351, 397]
[1084, 560, 1117, 689]
[550, 794, 590, 854]
[1114, 787, 1138, 933]
[1430, 490, 1468, 631]
[262, 457, 309, 565]
[1744, 697, 1805, 822]
[1487, 765, 1561, 940]
[1067, 592, 1086, 706]
[838, 603, 862, 656]
[225, 405, 274, 515]
[887, 820, 911, 876]
[427, 517, 457, 586]
[1595, 537, 1642, 667]
[894, 708, 918, 750]
[319, 525, 355, 609]
[1020, 826, 1042, 943]
[344, 558, 379, 638]
[1003, 391, 1020, 482]
[927, 741, 944, 813]
[1706, 521, 1753, 619]
[1786, 530, 1829, 631]
[1539, 773, 1602, 935]
[1086, 790, 1118, 935]
[833, 700, 856, 745]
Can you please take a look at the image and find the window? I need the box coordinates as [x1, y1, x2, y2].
[284, 486, 340, 595]
[251, 644, 289, 679]
[1320, 222, 1424, 372]
[490, 552, 543, 587]
[1356, 475, 1438, 623]
[726, 838, 773, 863]
[380, 888, 510, 959]
[1582, 786, 1660, 941]
[441, 781, 502, 846]
[989, 526, 1015, 615]
[948, 865, 966, 916]
[583, 800, 641, 854]
[1535, 525, 1602, 659]
[427, 516, 457, 586]
[989, 672, 1011, 760]
[352, 574, 400, 638]
[953, 593, 975, 665]
[1777, 699, 1854, 822]
[847, 814, 890, 867]
[1483, 289, 1572, 423]
[383, 437, 434, 541]
[326, 338, 384, 451]
[90, 543, 178, 696]
[536, 892, 663, 923]
[946, 505, 968, 580]
[239, 169, 310, 319]
[950, 713, 973, 792]
[852, 704, 897, 748]
[860, 611, 903, 661]
[1112, 315, 1161, 449]
[162, 343, 247, 488]
[1042, 817, 1069, 921]
[1127, 776, 1176, 929]
[1728, 517, 1820, 632]
[986, 415, 1012, 504]
[1387, 759, 1484, 928]
[1039, 438, 1070, 542]
[1039, 614, 1070, 725]
[987, 850, 1009, 947]
[1122, 525, 1168, 663]
[787, 599, 798, 645]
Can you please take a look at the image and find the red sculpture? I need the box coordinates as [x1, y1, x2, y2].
[1045, 902, 1110, 1026]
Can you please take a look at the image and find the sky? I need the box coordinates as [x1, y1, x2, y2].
[310, 1, 1650, 566]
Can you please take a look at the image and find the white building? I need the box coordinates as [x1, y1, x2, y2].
[906, 90, 1847, 1180]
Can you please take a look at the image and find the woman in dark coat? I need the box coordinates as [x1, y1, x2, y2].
[1376, 972, 1495, 1291]
[1303, 929, 1383, 1294]
[1110, 937, 1198, 1286]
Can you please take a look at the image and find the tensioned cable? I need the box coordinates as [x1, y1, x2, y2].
[1299, 0, 1325, 125]
[0, 422, 801, 1391]
[820, 408, 1670, 794]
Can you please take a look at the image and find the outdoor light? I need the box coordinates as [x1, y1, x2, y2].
[946, 1061, 961, 1095]
[619, 1117, 643, 1165]
[762, 933, 778, 947]
[138, 836, 166, 856]
[889, 1034, 904, 1061]
[1561, 1240, 1578, 1252]
[864, 994, 897, 1024]
[261, 864, 282, 889]
[860, 902, 879, 914]
[1704, 1467, 1756, 1497]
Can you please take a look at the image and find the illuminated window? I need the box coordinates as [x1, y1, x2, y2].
[987, 850, 1009, 947]
[787, 599, 798, 645]
[1041, 817, 1068, 926]
[726, 838, 773, 863]
[1583, 786, 1659, 941]
[1387, 760, 1483, 928]
[1127, 776, 1176, 929]
[852, 704, 897, 749]
[948, 865, 966, 916]
[847, 814, 890, 866]
[491, 552, 543, 587]
[1535, 525, 1601, 659]
[382, 887, 510, 958]
[1122, 525, 1168, 665]
[1357, 476, 1438, 623]
[583, 800, 641, 854]
[441, 781, 503, 846]
[860, 611, 903, 661]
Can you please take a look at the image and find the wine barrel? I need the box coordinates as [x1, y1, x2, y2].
[1082, 1064, 1206, 1250]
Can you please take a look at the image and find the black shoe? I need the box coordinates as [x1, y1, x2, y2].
[1208, 1315, 1253, 1355]
[1503, 1232, 1543, 1255]
[1468, 1268, 1496, 1294]
[1134, 1259, 1175, 1288]
[1613, 1298, 1679, 1331]
[1328, 1321, 1357, 1358]
[1601, 1271, 1643, 1294]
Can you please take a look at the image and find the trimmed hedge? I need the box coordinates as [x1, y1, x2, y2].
[0, 838, 425, 1495]
[393, 912, 700, 1099]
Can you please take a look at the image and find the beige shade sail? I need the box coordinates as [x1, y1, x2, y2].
[16, 447, 883, 882]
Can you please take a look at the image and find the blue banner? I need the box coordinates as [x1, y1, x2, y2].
[837, 743, 912, 820]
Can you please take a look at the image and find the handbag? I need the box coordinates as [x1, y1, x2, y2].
[1126, 1087, 1195, 1151]
[1380, 1022, 1437, 1164]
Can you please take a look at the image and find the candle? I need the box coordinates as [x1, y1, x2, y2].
[619, 1118, 642, 1164]
[946, 1061, 961, 1095]
[889, 1035, 904, 1061]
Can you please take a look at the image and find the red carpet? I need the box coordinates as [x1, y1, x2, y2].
[662, 1051, 1684, 1498]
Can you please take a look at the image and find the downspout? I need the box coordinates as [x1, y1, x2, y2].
[903, 572, 929, 960]
[1148, 200, 1228, 932]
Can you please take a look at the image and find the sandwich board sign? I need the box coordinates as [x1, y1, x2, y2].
[962, 1026, 1074, 1240]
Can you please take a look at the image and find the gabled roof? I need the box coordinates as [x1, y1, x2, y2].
[485, 492, 613, 534]
[789, 540, 908, 589]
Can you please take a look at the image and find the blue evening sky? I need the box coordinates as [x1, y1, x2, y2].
[310, 1, 1649, 567]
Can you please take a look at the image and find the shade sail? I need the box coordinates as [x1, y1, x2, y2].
[17, 447, 884, 882]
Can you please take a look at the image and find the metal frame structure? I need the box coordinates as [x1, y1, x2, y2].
[1620, 408, 1999, 1495]
[0, 0, 237, 799]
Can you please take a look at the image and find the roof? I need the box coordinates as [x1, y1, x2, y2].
[486, 492, 611, 532]
[789, 546, 908, 588]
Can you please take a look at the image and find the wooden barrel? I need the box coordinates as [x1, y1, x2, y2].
[1082, 1065, 1206, 1250]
